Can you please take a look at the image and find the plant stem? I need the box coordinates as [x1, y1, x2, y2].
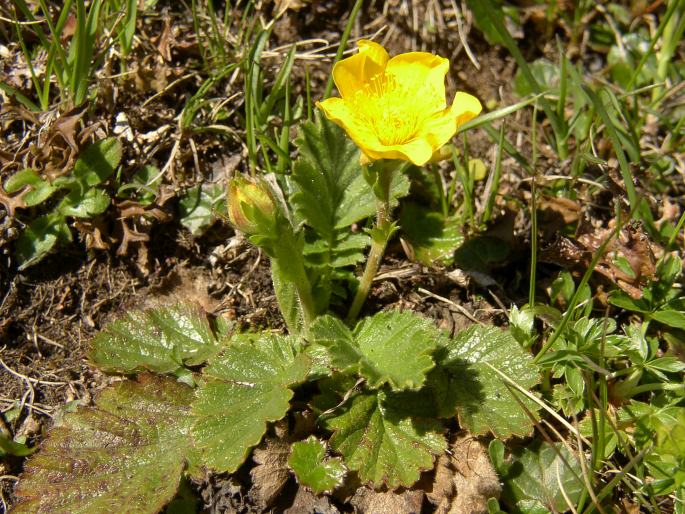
[272, 235, 317, 331]
[292, 263, 317, 329]
[347, 166, 393, 323]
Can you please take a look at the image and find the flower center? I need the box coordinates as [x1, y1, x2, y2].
[351, 72, 426, 146]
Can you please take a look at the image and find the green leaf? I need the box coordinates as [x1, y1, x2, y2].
[15, 213, 71, 270]
[13, 375, 197, 514]
[453, 235, 510, 273]
[178, 183, 226, 236]
[4, 168, 58, 206]
[90, 303, 220, 374]
[288, 436, 346, 494]
[0, 433, 35, 457]
[290, 117, 363, 239]
[117, 164, 161, 206]
[437, 325, 541, 438]
[72, 138, 122, 186]
[272, 259, 303, 335]
[513, 58, 559, 97]
[324, 389, 446, 488]
[399, 202, 464, 265]
[651, 309, 685, 330]
[607, 290, 649, 313]
[496, 441, 585, 513]
[191, 333, 310, 472]
[310, 311, 440, 391]
[58, 187, 111, 218]
[290, 117, 408, 280]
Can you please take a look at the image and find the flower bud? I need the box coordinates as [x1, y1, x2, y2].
[227, 176, 278, 235]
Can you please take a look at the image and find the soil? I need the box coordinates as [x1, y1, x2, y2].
[0, 0, 673, 512]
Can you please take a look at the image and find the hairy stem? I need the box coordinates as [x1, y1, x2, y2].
[273, 238, 317, 331]
[347, 166, 393, 323]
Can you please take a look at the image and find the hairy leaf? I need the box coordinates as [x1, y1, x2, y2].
[438, 325, 541, 438]
[90, 303, 220, 374]
[4, 168, 58, 207]
[15, 213, 71, 270]
[310, 311, 440, 391]
[13, 375, 197, 514]
[191, 333, 310, 472]
[290, 117, 408, 285]
[72, 137, 122, 187]
[289, 436, 346, 494]
[290, 117, 362, 239]
[324, 389, 445, 488]
[58, 187, 111, 218]
[272, 259, 303, 334]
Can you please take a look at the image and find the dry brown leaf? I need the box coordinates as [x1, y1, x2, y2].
[541, 219, 659, 299]
[283, 487, 340, 514]
[0, 187, 27, 216]
[250, 436, 292, 510]
[274, 0, 310, 16]
[538, 196, 580, 238]
[157, 15, 173, 62]
[426, 433, 501, 514]
[350, 486, 424, 514]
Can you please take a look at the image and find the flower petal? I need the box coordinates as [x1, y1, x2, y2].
[385, 52, 450, 112]
[317, 97, 384, 151]
[418, 92, 483, 151]
[451, 92, 483, 128]
[363, 138, 435, 166]
[333, 40, 390, 98]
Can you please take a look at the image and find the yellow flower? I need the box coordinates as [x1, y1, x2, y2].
[317, 40, 482, 166]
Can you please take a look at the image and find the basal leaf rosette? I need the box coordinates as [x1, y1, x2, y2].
[317, 40, 482, 166]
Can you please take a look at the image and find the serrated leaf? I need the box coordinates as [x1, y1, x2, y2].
[324, 389, 445, 488]
[290, 117, 408, 282]
[438, 325, 541, 438]
[191, 333, 310, 472]
[272, 259, 303, 335]
[13, 375, 197, 514]
[72, 138, 122, 187]
[310, 311, 440, 391]
[400, 202, 464, 265]
[304, 233, 369, 268]
[90, 303, 220, 374]
[289, 436, 346, 494]
[290, 117, 362, 239]
[178, 183, 225, 236]
[497, 441, 585, 512]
